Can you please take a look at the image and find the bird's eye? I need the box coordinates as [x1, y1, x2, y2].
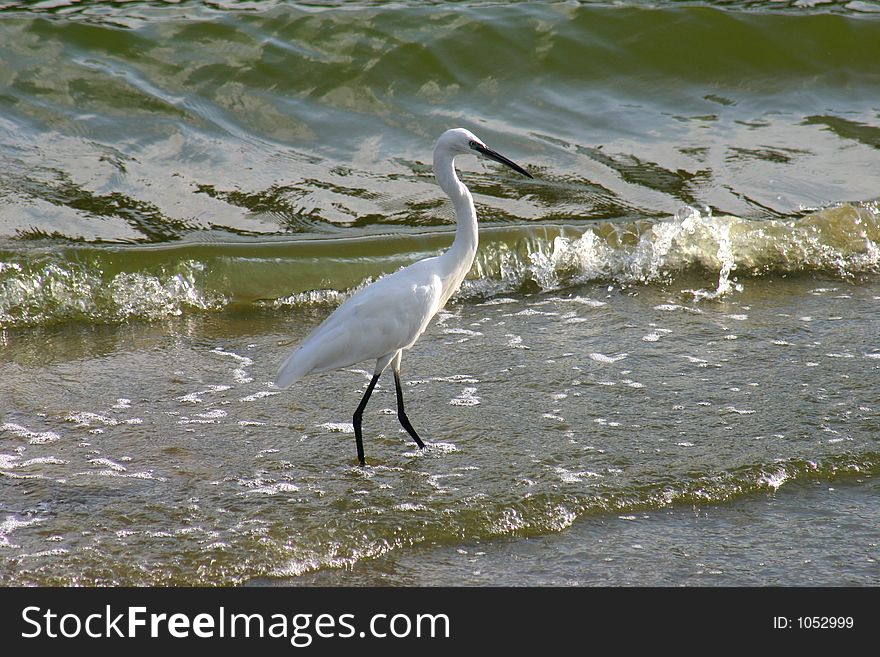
[468, 140, 479, 150]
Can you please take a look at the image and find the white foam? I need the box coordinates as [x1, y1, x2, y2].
[589, 352, 628, 364]
[178, 385, 231, 404]
[554, 466, 602, 484]
[88, 457, 127, 472]
[239, 390, 280, 402]
[450, 387, 481, 406]
[477, 297, 517, 306]
[248, 482, 300, 495]
[655, 303, 703, 314]
[759, 468, 788, 490]
[392, 502, 429, 512]
[66, 412, 143, 427]
[0, 423, 61, 444]
[442, 327, 483, 336]
[319, 422, 354, 434]
[196, 409, 227, 419]
[568, 296, 607, 307]
[722, 406, 756, 415]
[18, 457, 68, 467]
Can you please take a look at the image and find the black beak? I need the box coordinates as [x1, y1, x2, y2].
[470, 142, 533, 179]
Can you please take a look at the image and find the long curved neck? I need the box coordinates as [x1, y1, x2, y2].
[434, 150, 479, 289]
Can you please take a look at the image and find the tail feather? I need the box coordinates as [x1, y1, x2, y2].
[275, 347, 310, 389]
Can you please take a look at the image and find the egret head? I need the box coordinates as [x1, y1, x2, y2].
[436, 128, 533, 179]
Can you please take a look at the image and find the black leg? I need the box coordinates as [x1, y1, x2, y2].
[394, 371, 425, 449]
[353, 373, 381, 466]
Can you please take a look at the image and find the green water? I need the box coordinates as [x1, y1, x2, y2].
[1, 1, 878, 586]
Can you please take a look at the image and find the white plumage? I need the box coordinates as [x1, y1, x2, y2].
[275, 257, 444, 388]
[275, 128, 532, 465]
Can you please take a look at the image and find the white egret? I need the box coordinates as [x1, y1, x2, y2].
[275, 128, 532, 465]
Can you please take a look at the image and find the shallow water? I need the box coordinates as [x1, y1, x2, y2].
[278, 478, 880, 586]
[1, 1, 879, 586]
[2, 274, 878, 585]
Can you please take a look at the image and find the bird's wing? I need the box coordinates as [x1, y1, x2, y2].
[275, 263, 444, 388]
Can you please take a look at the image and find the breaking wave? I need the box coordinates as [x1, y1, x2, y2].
[2, 201, 878, 328]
